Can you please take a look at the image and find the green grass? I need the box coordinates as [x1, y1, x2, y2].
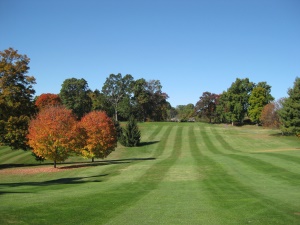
[0, 122, 300, 224]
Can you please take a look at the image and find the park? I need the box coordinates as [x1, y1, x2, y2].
[1, 122, 300, 224]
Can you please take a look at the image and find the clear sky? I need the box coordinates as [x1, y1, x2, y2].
[1, 0, 299, 107]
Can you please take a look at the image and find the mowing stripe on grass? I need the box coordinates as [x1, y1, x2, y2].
[229, 154, 300, 186]
[0, 146, 12, 157]
[196, 123, 299, 224]
[1, 150, 33, 164]
[199, 126, 223, 154]
[83, 125, 183, 224]
[0, 150, 24, 163]
[146, 125, 163, 141]
[210, 126, 241, 153]
[256, 152, 300, 165]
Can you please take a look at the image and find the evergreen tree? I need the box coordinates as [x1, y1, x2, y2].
[119, 116, 141, 147]
[278, 77, 300, 136]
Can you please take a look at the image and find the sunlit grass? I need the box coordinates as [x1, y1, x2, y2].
[0, 122, 300, 224]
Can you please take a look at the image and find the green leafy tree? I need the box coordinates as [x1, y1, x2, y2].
[119, 116, 141, 147]
[102, 73, 134, 121]
[223, 78, 254, 125]
[132, 78, 150, 121]
[256, 81, 274, 103]
[278, 77, 300, 136]
[59, 78, 92, 119]
[131, 79, 170, 121]
[248, 87, 269, 124]
[215, 91, 231, 123]
[0, 48, 36, 149]
[176, 104, 195, 122]
[145, 80, 170, 121]
[88, 89, 114, 117]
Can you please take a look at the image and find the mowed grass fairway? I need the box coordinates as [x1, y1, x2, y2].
[1, 122, 300, 224]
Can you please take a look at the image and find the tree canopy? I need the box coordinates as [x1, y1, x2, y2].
[0, 48, 36, 149]
[59, 78, 92, 119]
[79, 111, 117, 161]
[27, 106, 79, 168]
[102, 73, 134, 121]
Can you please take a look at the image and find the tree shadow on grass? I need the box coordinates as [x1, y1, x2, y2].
[0, 157, 156, 170]
[138, 141, 160, 147]
[0, 174, 109, 190]
[0, 191, 34, 196]
[60, 157, 156, 169]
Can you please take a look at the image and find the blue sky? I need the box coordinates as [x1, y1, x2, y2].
[1, 0, 299, 107]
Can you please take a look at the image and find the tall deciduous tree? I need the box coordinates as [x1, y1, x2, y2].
[278, 77, 300, 136]
[60, 78, 92, 119]
[195, 92, 219, 123]
[223, 78, 254, 125]
[102, 73, 134, 121]
[132, 78, 150, 121]
[27, 106, 79, 168]
[79, 111, 117, 161]
[248, 87, 269, 124]
[144, 80, 170, 121]
[0, 48, 36, 149]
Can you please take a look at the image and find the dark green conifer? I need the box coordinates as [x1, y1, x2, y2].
[119, 116, 141, 147]
[278, 77, 300, 136]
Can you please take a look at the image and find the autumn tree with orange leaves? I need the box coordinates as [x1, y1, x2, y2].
[35, 93, 62, 111]
[260, 101, 282, 129]
[27, 106, 81, 168]
[79, 111, 117, 162]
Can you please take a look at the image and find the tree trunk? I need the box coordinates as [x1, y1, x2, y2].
[54, 160, 57, 168]
[115, 109, 118, 121]
[92, 157, 94, 162]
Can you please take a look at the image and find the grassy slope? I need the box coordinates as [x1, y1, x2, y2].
[0, 122, 300, 224]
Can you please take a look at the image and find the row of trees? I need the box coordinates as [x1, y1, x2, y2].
[194, 78, 274, 125]
[0, 48, 166, 151]
[192, 77, 300, 136]
[0, 47, 299, 157]
[27, 106, 117, 167]
[59, 75, 171, 122]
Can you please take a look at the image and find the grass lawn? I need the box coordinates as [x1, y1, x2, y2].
[0, 122, 300, 224]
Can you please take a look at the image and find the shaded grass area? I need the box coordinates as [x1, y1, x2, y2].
[0, 122, 300, 224]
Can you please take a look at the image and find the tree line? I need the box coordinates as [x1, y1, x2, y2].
[178, 77, 299, 137]
[1, 47, 299, 157]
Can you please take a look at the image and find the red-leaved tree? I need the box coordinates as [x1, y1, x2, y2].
[35, 93, 62, 111]
[27, 106, 80, 168]
[79, 111, 117, 162]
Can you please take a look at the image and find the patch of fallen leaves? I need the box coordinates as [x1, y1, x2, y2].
[0, 166, 73, 175]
